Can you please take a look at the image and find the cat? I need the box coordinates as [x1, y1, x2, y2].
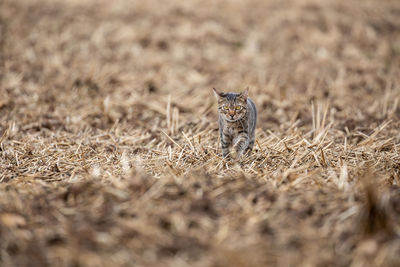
[213, 87, 257, 159]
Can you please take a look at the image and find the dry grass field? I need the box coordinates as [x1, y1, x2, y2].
[1, 0, 400, 266]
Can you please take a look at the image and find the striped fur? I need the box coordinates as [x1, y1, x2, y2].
[213, 88, 257, 158]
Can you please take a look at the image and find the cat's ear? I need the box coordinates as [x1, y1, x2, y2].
[213, 88, 224, 100]
[239, 87, 249, 101]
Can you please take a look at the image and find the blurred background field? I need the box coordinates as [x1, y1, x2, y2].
[1, 0, 400, 266]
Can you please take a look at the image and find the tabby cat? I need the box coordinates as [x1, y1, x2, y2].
[213, 87, 257, 158]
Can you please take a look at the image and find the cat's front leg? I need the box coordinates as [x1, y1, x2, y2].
[233, 133, 249, 158]
[246, 138, 255, 153]
[220, 133, 232, 158]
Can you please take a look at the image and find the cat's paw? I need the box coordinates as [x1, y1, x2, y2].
[233, 146, 247, 159]
[230, 149, 239, 159]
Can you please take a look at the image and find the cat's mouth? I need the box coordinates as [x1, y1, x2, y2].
[225, 117, 240, 122]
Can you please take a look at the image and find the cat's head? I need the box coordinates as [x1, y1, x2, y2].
[213, 88, 248, 122]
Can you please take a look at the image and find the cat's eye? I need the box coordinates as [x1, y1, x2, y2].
[223, 106, 229, 110]
[235, 106, 242, 110]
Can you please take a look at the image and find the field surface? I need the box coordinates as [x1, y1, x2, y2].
[1, 0, 400, 266]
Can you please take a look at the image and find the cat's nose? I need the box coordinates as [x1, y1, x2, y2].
[229, 111, 235, 117]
